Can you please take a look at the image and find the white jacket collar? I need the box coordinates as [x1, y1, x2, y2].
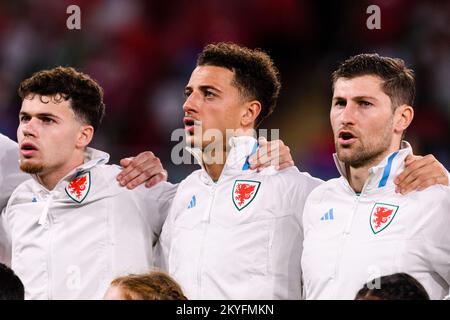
[186, 136, 259, 183]
[73, 147, 110, 174]
[31, 147, 110, 191]
[333, 141, 413, 193]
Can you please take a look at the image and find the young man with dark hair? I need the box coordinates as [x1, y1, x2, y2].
[1, 66, 177, 299]
[0, 131, 167, 266]
[18, 66, 107, 134]
[196, 43, 280, 127]
[158, 42, 323, 299]
[0, 262, 25, 300]
[355, 273, 430, 300]
[1, 72, 169, 265]
[302, 54, 450, 300]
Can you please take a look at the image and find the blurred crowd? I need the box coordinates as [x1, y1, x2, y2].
[0, 0, 448, 182]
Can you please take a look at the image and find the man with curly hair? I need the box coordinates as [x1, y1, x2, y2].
[1, 67, 176, 299]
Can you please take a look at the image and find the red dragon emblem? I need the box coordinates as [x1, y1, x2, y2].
[66, 172, 91, 203]
[372, 207, 393, 229]
[370, 203, 399, 234]
[232, 180, 261, 211]
[234, 183, 256, 206]
[68, 176, 87, 199]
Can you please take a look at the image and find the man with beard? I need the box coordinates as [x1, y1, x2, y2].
[0, 127, 170, 267]
[0, 132, 173, 265]
[1, 66, 177, 299]
[301, 54, 450, 300]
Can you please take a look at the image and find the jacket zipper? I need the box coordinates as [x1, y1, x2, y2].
[332, 180, 370, 298]
[47, 207, 54, 300]
[41, 193, 53, 300]
[197, 183, 216, 298]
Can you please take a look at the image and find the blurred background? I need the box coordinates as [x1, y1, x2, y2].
[0, 0, 448, 182]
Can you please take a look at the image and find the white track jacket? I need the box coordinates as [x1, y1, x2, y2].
[158, 136, 323, 299]
[2, 148, 177, 299]
[302, 142, 450, 299]
[0, 134, 27, 210]
[0, 134, 28, 264]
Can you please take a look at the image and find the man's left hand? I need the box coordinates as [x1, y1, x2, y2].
[116, 151, 167, 189]
[395, 154, 449, 194]
[248, 137, 295, 172]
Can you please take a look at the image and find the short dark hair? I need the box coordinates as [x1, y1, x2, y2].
[332, 53, 415, 109]
[18, 66, 105, 132]
[355, 273, 429, 300]
[0, 263, 25, 300]
[197, 42, 281, 127]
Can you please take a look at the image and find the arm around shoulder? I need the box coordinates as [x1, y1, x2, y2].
[133, 182, 178, 238]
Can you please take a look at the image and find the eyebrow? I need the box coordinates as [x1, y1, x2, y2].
[353, 96, 379, 102]
[332, 96, 379, 102]
[19, 111, 61, 119]
[185, 85, 223, 93]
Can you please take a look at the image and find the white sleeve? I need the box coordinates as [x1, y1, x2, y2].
[132, 181, 178, 240]
[424, 188, 450, 292]
[0, 207, 11, 266]
[297, 170, 325, 199]
[154, 203, 174, 272]
[286, 168, 324, 226]
[0, 135, 28, 210]
[154, 180, 185, 271]
[281, 167, 323, 299]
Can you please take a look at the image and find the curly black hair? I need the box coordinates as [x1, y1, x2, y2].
[197, 42, 281, 127]
[18, 66, 105, 132]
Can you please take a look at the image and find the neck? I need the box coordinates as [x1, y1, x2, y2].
[345, 164, 372, 193]
[203, 147, 228, 182]
[36, 152, 85, 190]
[201, 131, 255, 182]
[346, 147, 400, 193]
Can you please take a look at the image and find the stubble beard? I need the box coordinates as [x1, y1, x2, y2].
[20, 160, 44, 174]
[336, 123, 394, 169]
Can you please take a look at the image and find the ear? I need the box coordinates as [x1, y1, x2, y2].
[241, 100, 261, 127]
[393, 105, 414, 133]
[76, 125, 94, 149]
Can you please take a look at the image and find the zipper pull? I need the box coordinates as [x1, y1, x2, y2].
[38, 196, 52, 227]
[343, 195, 360, 234]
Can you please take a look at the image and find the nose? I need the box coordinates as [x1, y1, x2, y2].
[339, 101, 357, 126]
[183, 91, 200, 115]
[19, 118, 38, 138]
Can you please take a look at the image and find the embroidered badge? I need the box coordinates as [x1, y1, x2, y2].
[65, 172, 91, 203]
[232, 180, 261, 211]
[370, 202, 399, 234]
